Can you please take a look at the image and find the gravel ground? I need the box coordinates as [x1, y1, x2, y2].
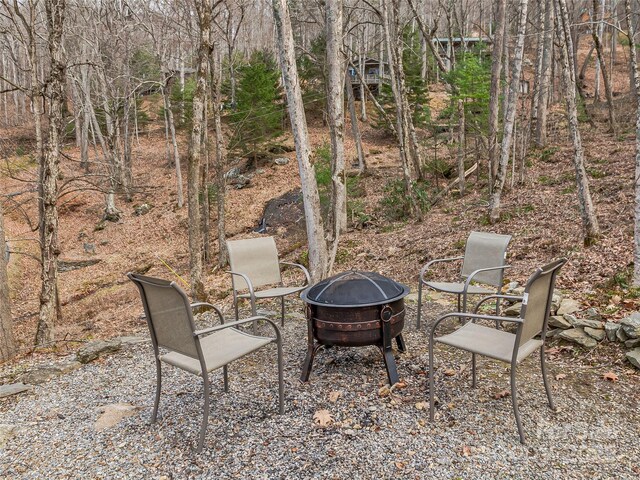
[1, 299, 639, 479]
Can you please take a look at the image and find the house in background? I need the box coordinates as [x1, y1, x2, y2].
[347, 57, 389, 99]
[432, 37, 491, 71]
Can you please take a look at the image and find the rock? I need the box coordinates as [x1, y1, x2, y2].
[505, 281, 519, 293]
[620, 313, 640, 339]
[617, 327, 629, 343]
[76, 339, 122, 364]
[256, 308, 278, 317]
[558, 328, 597, 348]
[605, 322, 620, 342]
[0, 383, 33, 399]
[274, 157, 289, 166]
[284, 311, 307, 321]
[584, 327, 605, 342]
[625, 338, 640, 348]
[626, 348, 640, 369]
[115, 336, 148, 346]
[548, 315, 572, 329]
[503, 303, 523, 317]
[557, 298, 580, 316]
[55, 359, 82, 374]
[550, 292, 564, 314]
[228, 174, 251, 189]
[563, 314, 603, 329]
[94, 403, 142, 431]
[545, 328, 561, 338]
[58, 258, 101, 272]
[224, 167, 240, 179]
[133, 203, 151, 216]
[0, 424, 17, 448]
[17, 367, 61, 385]
[584, 307, 602, 322]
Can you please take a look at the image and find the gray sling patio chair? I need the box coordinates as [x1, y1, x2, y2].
[427, 258, 567, 444]
[128, 272, 284, 453]
[417, 231, 512, 329]
[227, 236, 310, 333]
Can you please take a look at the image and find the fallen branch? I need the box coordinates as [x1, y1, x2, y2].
[430, 162, 478, 207]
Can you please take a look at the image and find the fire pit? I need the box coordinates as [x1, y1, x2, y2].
[300, 270, 409, 385]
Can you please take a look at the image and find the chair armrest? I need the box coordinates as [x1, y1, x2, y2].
[419, 256, 464, 282]
[473, 294, 524, 314]
[430, 311, 523, 339]
[227, 270, 256, 298]
[194, 316, 282, 343]
[459, 265, 510, 312]
[280, 261, 311, 285]
[190, 302, 225, 325]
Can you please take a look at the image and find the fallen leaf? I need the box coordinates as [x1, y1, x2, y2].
[462, 445, 472, 457]
[493, 390, 510, 399]
[444, 368, 457, 377]
[313, 409, 334, 427]
[545, 347, 561, 355]
[555, 373, 567, 380]
[395, 461, 405, 469]
[94, 403, 141, 431]
[415, 402, 428, 411]
[328, 390, 342, 403]
[611, 295, 622, 304]
[378, 385, 391, 397]
[393, 380, 407, 389]
[603, 371, 619, 382]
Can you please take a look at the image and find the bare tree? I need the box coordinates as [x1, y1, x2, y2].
[0, 201, 16, 362]
[487, 0, 507, 187]
[35, 0, 66, 346]
[624, 0, 640, 284]
[488, 0, 529, 223]
[272, 0, 329, 281]
[326, 0, 347, 264]
[535, 0, 554, 147]
[591, 0, 616, 134]
[555, 0, 600, 245]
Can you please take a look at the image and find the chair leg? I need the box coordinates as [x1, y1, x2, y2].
[223, 365, 229, 393]
[417, 281, 423, 329]
[471, 353, 477, 388]
[280, 297, 285, 327]
[540, 347, 555, 410]
[510, 364, 525, 444]
[151, 358, 162, 423]
[276, 338, 285, 414]
[250, 296, 258, 335]
[196, 374, 211, 453]
[234, 299, 240, 322]
[429, 339, 435, 422]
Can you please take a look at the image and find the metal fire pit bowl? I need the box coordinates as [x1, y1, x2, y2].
[300, 270, 409, 385]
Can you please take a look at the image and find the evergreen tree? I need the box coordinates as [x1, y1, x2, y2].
[229, 50, 284, 157]
[375, 27, 430, 131]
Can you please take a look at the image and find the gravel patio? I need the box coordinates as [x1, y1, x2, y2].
[1, 298, 639, 479]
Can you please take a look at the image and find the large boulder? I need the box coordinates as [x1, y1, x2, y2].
[557, 298, 580, 316]
[620, 313, 640, 339]
[503, 302, 523, 317]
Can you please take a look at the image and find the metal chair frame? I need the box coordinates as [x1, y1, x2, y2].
[427, 258, 566, 444]
[417, 232, 512, 329]
[128, 273, 284, 453]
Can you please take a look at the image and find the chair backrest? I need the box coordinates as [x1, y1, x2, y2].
[519, 258, 567, 345]
[128, 273, 199, 358]
[460, 231, 512, 287]
[227, 236, 282, 291]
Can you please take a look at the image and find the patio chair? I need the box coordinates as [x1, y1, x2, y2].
[227, 236, 310, 333]
[427, 258, 567, 443]
[128, 272, 284, 453]
[417, 231, 512, 329]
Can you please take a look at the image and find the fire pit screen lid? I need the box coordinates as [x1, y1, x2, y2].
[301, 270, 409, 307]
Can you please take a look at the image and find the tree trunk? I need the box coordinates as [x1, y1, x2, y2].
[347, 74, 366, 174]
[272, 0, 329, 281]
[489, 0, 529, 223]
[625, 0, 640, 283]
[0, 202, 16, 362]
[162, 81, 183, 208]
[211, 52, 228, 268]
[530, 0, 546, 131]
[188, 0, 214, 300]
[488, 0, 507, 189]
[556, 0, 600, 245]
[591, 0, 617, 134]
[457, 99, 465, 197]
[535, 0, 554, 147]
[326, 0, 347, 254]
[36, 0, 66, 347]
[381, 0, 422, 219]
